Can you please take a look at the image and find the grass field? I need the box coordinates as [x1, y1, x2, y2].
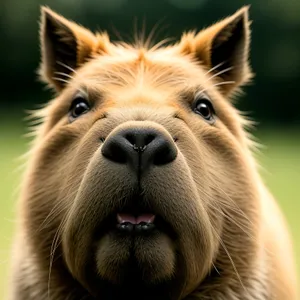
[0, 123, 299, 298]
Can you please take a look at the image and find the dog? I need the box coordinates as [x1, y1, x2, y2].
[8, 6, 298, 300]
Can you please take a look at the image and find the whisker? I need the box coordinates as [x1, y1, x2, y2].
[207, 201, 255, 244]
[47, 216, 68, 300]
[207, 181, 274, 258]
[54, 72, 75, 80]
[141, 17, 147, 47]
[144, 18, 168, 49]
[56, 61, 77, 74]
[210, 225, 247, 293]
[46, 174, 79, 299]
[213, 80, 235, 88]
[196, 80, 236, 96]
[111, 25, 125, 42]
[205, 66, 234, 82]
[203, 62, 226, 76]
[211, 262, 220, 276]
[149, 37, 175, 52]
[198, 186, 253, 238]
[132, 17, 139, 47]
[52, 77, 70, 85]
[37, 201, 69, 233]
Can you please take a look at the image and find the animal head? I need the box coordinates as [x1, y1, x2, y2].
[22, 6, 261, 299]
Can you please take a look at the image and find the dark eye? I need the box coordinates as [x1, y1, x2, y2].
[193, 94, 215, 124]
[69, 94, 90, 121]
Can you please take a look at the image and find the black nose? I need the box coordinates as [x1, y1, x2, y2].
[101, 128, 177, 175]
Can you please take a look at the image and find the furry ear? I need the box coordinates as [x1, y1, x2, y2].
[39, 7, 109, 91]
[179, 6, 252, 96]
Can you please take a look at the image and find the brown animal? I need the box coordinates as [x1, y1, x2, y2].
[8, 6, 298, 300]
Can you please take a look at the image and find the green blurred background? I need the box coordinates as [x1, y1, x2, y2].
[0, 0, 299, 298]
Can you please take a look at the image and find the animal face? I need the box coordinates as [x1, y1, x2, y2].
[23, 6, 261, 299]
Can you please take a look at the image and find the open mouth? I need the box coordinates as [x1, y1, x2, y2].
[116, 213, 156, 233]
[95, 200, 176, 239]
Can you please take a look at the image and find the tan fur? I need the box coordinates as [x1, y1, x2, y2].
[8, 6, 298, 300]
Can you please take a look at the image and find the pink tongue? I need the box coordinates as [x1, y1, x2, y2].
[136, 214, 155, 224]
[117, 213, 155, 224]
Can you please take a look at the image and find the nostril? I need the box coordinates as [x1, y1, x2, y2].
[153, 138, 177, 166]
[125, 133, 135, 146]
[101, 136, 128, 164]
[144, 133, 155, 146]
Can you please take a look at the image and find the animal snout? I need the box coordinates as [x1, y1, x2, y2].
[101, 127, 177, 175]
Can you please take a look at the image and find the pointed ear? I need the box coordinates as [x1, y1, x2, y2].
[39, 6, 110, 91]
[179, 6, 252, 96]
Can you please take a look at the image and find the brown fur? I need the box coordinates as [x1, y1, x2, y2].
[8, 6, 298, 300]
